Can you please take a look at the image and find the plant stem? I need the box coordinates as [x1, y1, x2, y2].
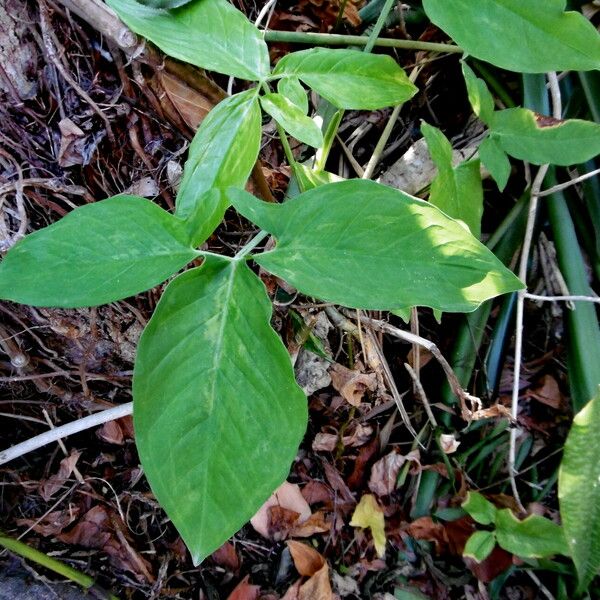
[235, 230, 270, 260]
[364, 0, 396, 53]
[263, 30, 463, 54]
[276, 122, 296, 166]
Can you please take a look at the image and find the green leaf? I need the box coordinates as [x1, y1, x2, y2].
[133, 0, 193, 8]
[423, 0, 600, 73]
[422, 122, 483, 238]
[176, 90, 261, 229]
[479, 135, 511, 191]
[494, 509, 569, 559]
[463, 530, 496, 563]
[0, 196, 197, 308]
[292, 163, 344, 193]
[134, 256, 307, 565]
[273, 48, 418, 110]
[559, 390, 600, 592]
[461, 62, 494, 125]
[107, 0, 269, 80]
[228, 180, 523, 313]
[491, 108, 600, 166]
[260, 93, 323, 148]
[277, 76, 308, 114]
[462, 492, 497, 525]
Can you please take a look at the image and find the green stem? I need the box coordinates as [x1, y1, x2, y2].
[263, 30, 463, 54]
[0, 534, 120, 600]
[364, 0, 396, 53]
[235, 230, 269, 260]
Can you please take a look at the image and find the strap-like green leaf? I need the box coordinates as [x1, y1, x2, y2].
[176, 90, 261, 229]
[421, 122, 483, 238]
[228, 180, 523, 313]
[273, 48, 418, 110]
[423, 0, 600, 73]
[461, 62, 494, 126]
[559, 390, 600, 592]
[107, 0, 270, 80]
[494, 509, 569, 559]
[260, 93, 323, 148]
[0, 196, 198, 308]
[133, 257, 307, 565]
[491, 108, 600, 166]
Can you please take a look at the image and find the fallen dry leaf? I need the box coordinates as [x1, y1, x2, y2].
[211, 541, 240, 572]
[329, 363, 377, 407]
[439, 433, 460, 454]
[368, 450, 420, 497]
[290, 510, 331, 537]
[226, 575, 260, 600]
[350, 494, 386, 557]
[251, 481, 312, 539]
[312, 424, 373, 452]
[287, 540, 325, 576]
[527, 374, 564, 409]
[17, 507, 80, 537]
[299, 563, 333, 600]
[159, 71, 211, 130]
[39, 451, 80, 501]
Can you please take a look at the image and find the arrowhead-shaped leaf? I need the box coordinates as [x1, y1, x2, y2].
[0, 195, 198, 307]
[559, 390, 600, 592]
[260, 93, 323, 148]
[491, 109, 600, 166]
[423, 0, 600, 73]
[107, 0, 269, 80]
[228, 180, 523, 313]
[176, 89, 261, 229]
[273, 48, 418, 110]
[133, 257, 308, 564]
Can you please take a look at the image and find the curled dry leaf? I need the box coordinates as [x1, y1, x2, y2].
[251, 481, 312, 539]
[38, 450, 80, 501]
[226, 575, 261, 600]
[368, 449, 420, 497]
[287, 540, 325, 576]
[527, 374, 564, 409]
[439, 433, 460, 454]
[17, 507, 80, 537]
[159, 71, 212, 131]
[211, 541, 240, 572]
[312, 424, 373, 452]
[350, 494, 387, 557]
[329, 363, 377, 407]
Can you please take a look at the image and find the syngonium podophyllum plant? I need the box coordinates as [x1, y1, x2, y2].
[1, 0, 600, 570]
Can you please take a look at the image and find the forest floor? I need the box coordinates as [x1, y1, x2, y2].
[0, 0, 584, 598]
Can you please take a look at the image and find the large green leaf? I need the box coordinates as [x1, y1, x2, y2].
[260, 93, 323, 148]
[228, 180, 523, 313]
[494, 509, 569, 559]
[133, 257, 307, 565]
[176, 90, 261, 230]
[559, 391, 600, 592]
[272, 48, 418, 110]
[423, 0, 600, 73]
[491, 109, 600, 166]
[0, 195, 197, 308]
[107, 0, 269, 80]
[421, 122, 483, 238]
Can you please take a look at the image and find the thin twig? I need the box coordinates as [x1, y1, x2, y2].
[525, 292, 600, 304]
[0, 403, 133, 465]
[538, 167, 600, 197]
[404, 363, 438, 427]
[509, 71, 562, 512]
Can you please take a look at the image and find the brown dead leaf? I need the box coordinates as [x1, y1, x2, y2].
[329, 363, 377, 407]
[406, 516, 448, 554]
[159, 71, 211, 130]
[290, 510, 331, 537]
[299, 563, 333, 600]
[470, 403, 513, 421]
[281, 580, 302, 600]
[312, 424, 373, 452]
[368, 450, 420, 497]
[226, 575, 260, 600]
[57, 118, 101, 167]
[302, 481, 332, 506]
[17, 507, 80, 537]
[251, 481, 312, 539]
[439, 433, 460, 454]
[287, 540, 325, 576]
[347, 436, 379, 491]
[322, 460, 355, 507]
[527, 374, 564, 409]
[39, 451, 80, 501]
[211, 541, 240, 572]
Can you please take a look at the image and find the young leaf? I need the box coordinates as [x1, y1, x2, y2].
[133, 257, 308, 565]
[463, 531, 496, 563]
[491, 108, 600, 166]
[228, 181, 523, 313]
[462, 492, 497, 525]
[422, 122, 483, 237]
[461, 62, 494, 126]
[176, 89, 261, 229]
[479, 135, 511, 192]
[277, 76, 309, 114]
[559, 390, 600, 592]
[350, 494, 387, 557]
[494, 509, 569, 559]
[260, 93, 323, 148]
[134, 0, 193, 7]
[292, 163, 344, 193]
[0, 195, 198, 308]
[423, 0, 600, 73]
[107, 0, 269, 80]
[273, 48, 418, 110]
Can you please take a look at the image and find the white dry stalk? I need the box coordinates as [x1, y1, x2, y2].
[509, 71, 562, 512]
[538, 166, 600, 197]
[525, 292, 600, 304]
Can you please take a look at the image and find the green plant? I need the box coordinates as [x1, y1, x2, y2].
[0, 0, 599, 584]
